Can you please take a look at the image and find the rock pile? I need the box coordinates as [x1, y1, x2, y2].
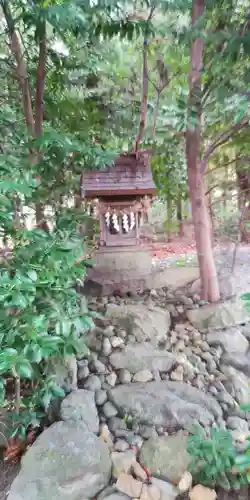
[7, 287, 250, 499]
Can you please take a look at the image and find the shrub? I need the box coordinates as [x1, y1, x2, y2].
[188, 426, 245, 490]
[0, 180, 94, 440]
[234, 403, 250, 484]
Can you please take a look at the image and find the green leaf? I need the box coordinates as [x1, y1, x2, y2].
[51, 385, 65, 398]
[41, 392, 52, 410]
[27, 270, 38, 281]
[0, 360, 11, 373]
[9, 293, 28, 309]
[15, 360, 33, 379]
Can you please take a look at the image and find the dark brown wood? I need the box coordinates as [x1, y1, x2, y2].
[82, 150, 156, 198]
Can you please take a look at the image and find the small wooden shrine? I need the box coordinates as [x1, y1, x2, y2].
[81, 149, 156, 248]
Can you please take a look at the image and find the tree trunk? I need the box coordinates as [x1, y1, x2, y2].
[236, 160, 250, 242]
[135, 40, 149, 152]
[186, 0, 220, 302]
[167, 196, 173, 241]
[177, 196, 184, 237]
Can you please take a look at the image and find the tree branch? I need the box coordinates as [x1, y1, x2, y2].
[204, 154, 244, 176]
[134, 6, 155, 153]
[134, 39, 149, 153]
[35, 21, 46, 138]
[201, 117, 249, 173]
[1, 0, 34, 134]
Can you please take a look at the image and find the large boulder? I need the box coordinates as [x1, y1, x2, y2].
[222, 351, 250, 376]
[206, 327, 249, 354]
[190, 275, 234, 300]
[109, 343, 179, 374]
[106, 303, 171, 345]
[140, 433, 190, 485]
[109, 381, 222, 431]
[220, 365, 250, 405]
[187, 297, 249, 332]
[8, 421, 111, 500]
[60, 389, 99, 433]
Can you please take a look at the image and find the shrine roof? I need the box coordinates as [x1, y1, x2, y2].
[81, 149, 156, 198]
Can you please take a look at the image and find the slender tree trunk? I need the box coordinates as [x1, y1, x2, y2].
[2, 2, 48, 229]
[167, 196, 173, 241]
[186, 0, 220, 302]
[135, 39, 149, 152]
[2, 0, 34, 133]
[236, 160, 250, 242]
[177, 196, 184, 237]
[35, 20, 47, 228]
[152, 92, 160, 139]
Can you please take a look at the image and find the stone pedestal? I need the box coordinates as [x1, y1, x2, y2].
[83, 246, 153, 296]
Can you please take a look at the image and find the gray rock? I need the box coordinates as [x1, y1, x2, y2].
[206, 327, 249, 354]
[85, 330, 102, 352]
[103, 325, 115, 338]
[241, 324, 250, 339]
[221, 352, 250, 376]
[111, 450, 137, 478]
[103, 338, 112, 356]
[103, 401, 118, 419]
[114, 439, 129, 452]
[221, 365, 250, 405]
[97, 486, 122, 500]
[8, 421, 111, 500]
[139, 425, 158, 440]
[216, 389, 235, 407]
[60, 390, 99, 433]
[106, 372, 117, 387]
[174, 340, 185, 351]
[152, 369, 161, 382]
[110, 337, 124, 349]
[182, 361, 195, 381]
[180, 295, 193, 307]
[200, 351, 213, 362]
[48, 355, 77, 392]
[133, 370, 153, 383]
[108, 417, 127, 432]
[109, 381, 222, 431]
[92, 360, 107, 374]
[96, 390, 108, 406]
[110, 343, 178, 374]
[77, 364, 89, 381]
[209, 386, 218, 396]
[187, 298, 249, 332]
[84, 374, 102, 391]
[99, 494, 130, 500]
[140, 433, 190, 484]
[187, 297, 249, 332]
[170, 366, 184, 382]
[151, 477, 179, 500]
[119, 369, 132, 384]
[118, 329, 127, 339]
[207, 360, 217, 374]
[191, 276, 234, 300]
[127, 334, 136, 344]
[227, 417, 249, 432]
[106, 303, 171, 345]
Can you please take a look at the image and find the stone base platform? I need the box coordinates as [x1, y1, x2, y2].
[82, 246, 199, 296]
